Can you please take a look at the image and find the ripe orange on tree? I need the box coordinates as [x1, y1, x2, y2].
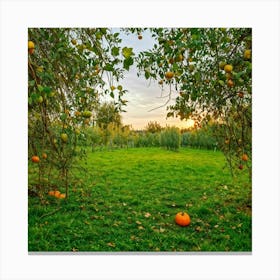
[227, 79, 234, 87]
[244, 49, 251, 60]
[28, 41, 35, 54]
[224, 64, 233, 73]
[31, 156, 40, 163]
[165, 71, 174, 80]
[28, 41, 35, 49]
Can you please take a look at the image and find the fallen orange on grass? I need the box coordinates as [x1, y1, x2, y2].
[48, 190, 55, 196]
[31, 156, 40, 163]
[175, 212, 191, 226]
[58, 193, 66, 199]
[54, 190, 61, 198]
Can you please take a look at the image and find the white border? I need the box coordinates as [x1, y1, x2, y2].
[1, 1, 280, 280]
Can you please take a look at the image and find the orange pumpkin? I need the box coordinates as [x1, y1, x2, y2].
[48, 190, 55, 196]
[58, 193, 66, 199]
[54, 190, 61, 198]
[31, 156, 40, 163]
[175, 212, 191, 226]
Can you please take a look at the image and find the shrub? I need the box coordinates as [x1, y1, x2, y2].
[160, 126, 181, 151]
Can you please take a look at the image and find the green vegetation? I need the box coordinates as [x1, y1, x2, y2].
[28, 148, 251, 252]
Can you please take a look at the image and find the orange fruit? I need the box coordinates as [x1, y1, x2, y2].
[48, 190, 55, 196]
[31, 156, 40, 163]
[227, 79, 234, 87]
[175, 212, 191, 226]
[244, 49, 251, 60]
[224, 64, 233, 73]
[54, 190, 61, 198]
[28, 41, 35, 49]
[58, 193, 66, 199]
[241, 154, 249, 161]
[165, 71, 174, 80]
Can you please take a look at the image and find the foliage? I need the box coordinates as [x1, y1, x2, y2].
[28, 28, 134, 199]
[160, 126, 181, 151]
[131, 28, 252, 176]
[95, 101, 122, 130]
[181, 125, 217, 150]
[145, 121, 162, 133]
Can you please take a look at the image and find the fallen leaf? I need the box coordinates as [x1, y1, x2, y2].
[144, 212, 151, 218]
[107, 242, 115, 247]
[138, 226, 144, 230]
[159, 227, 165, 233]
[195, 226, 202, 232]
[136, 220, 142, 225]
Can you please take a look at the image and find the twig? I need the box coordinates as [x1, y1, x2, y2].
[148, 83, 172, 112]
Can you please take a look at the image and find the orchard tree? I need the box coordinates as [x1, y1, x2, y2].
[28, 28, 133, 200]
[130, 28, 252, 177]
[145, 121, 162, 133]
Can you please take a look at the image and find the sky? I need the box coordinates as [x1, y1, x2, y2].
[107, 29, 194, 130]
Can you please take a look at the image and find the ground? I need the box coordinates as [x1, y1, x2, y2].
[28, 147, 251, 252]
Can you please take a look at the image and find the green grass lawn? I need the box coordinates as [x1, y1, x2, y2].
[28, 147, 252, 252]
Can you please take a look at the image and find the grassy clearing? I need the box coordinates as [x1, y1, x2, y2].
[28, 147, 251, 252]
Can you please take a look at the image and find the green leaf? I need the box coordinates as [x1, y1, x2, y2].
[60, 113, 67, 121]
[110, 92, 114, 98]
[123, 57, 133, 70]
[43, 86, 51, 94]
[31, 93, 38, 101]
[144, 71, 150, 79]
[122, 47, 134, 59]
[103, 64, 114, 72]
[111, 46, 120, 56]
[29, 80, 35, 87]
[37, 85, 44, 92]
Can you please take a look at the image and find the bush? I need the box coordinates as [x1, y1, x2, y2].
[181, 129, 217, 150]
[160, 126, 181, 151]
